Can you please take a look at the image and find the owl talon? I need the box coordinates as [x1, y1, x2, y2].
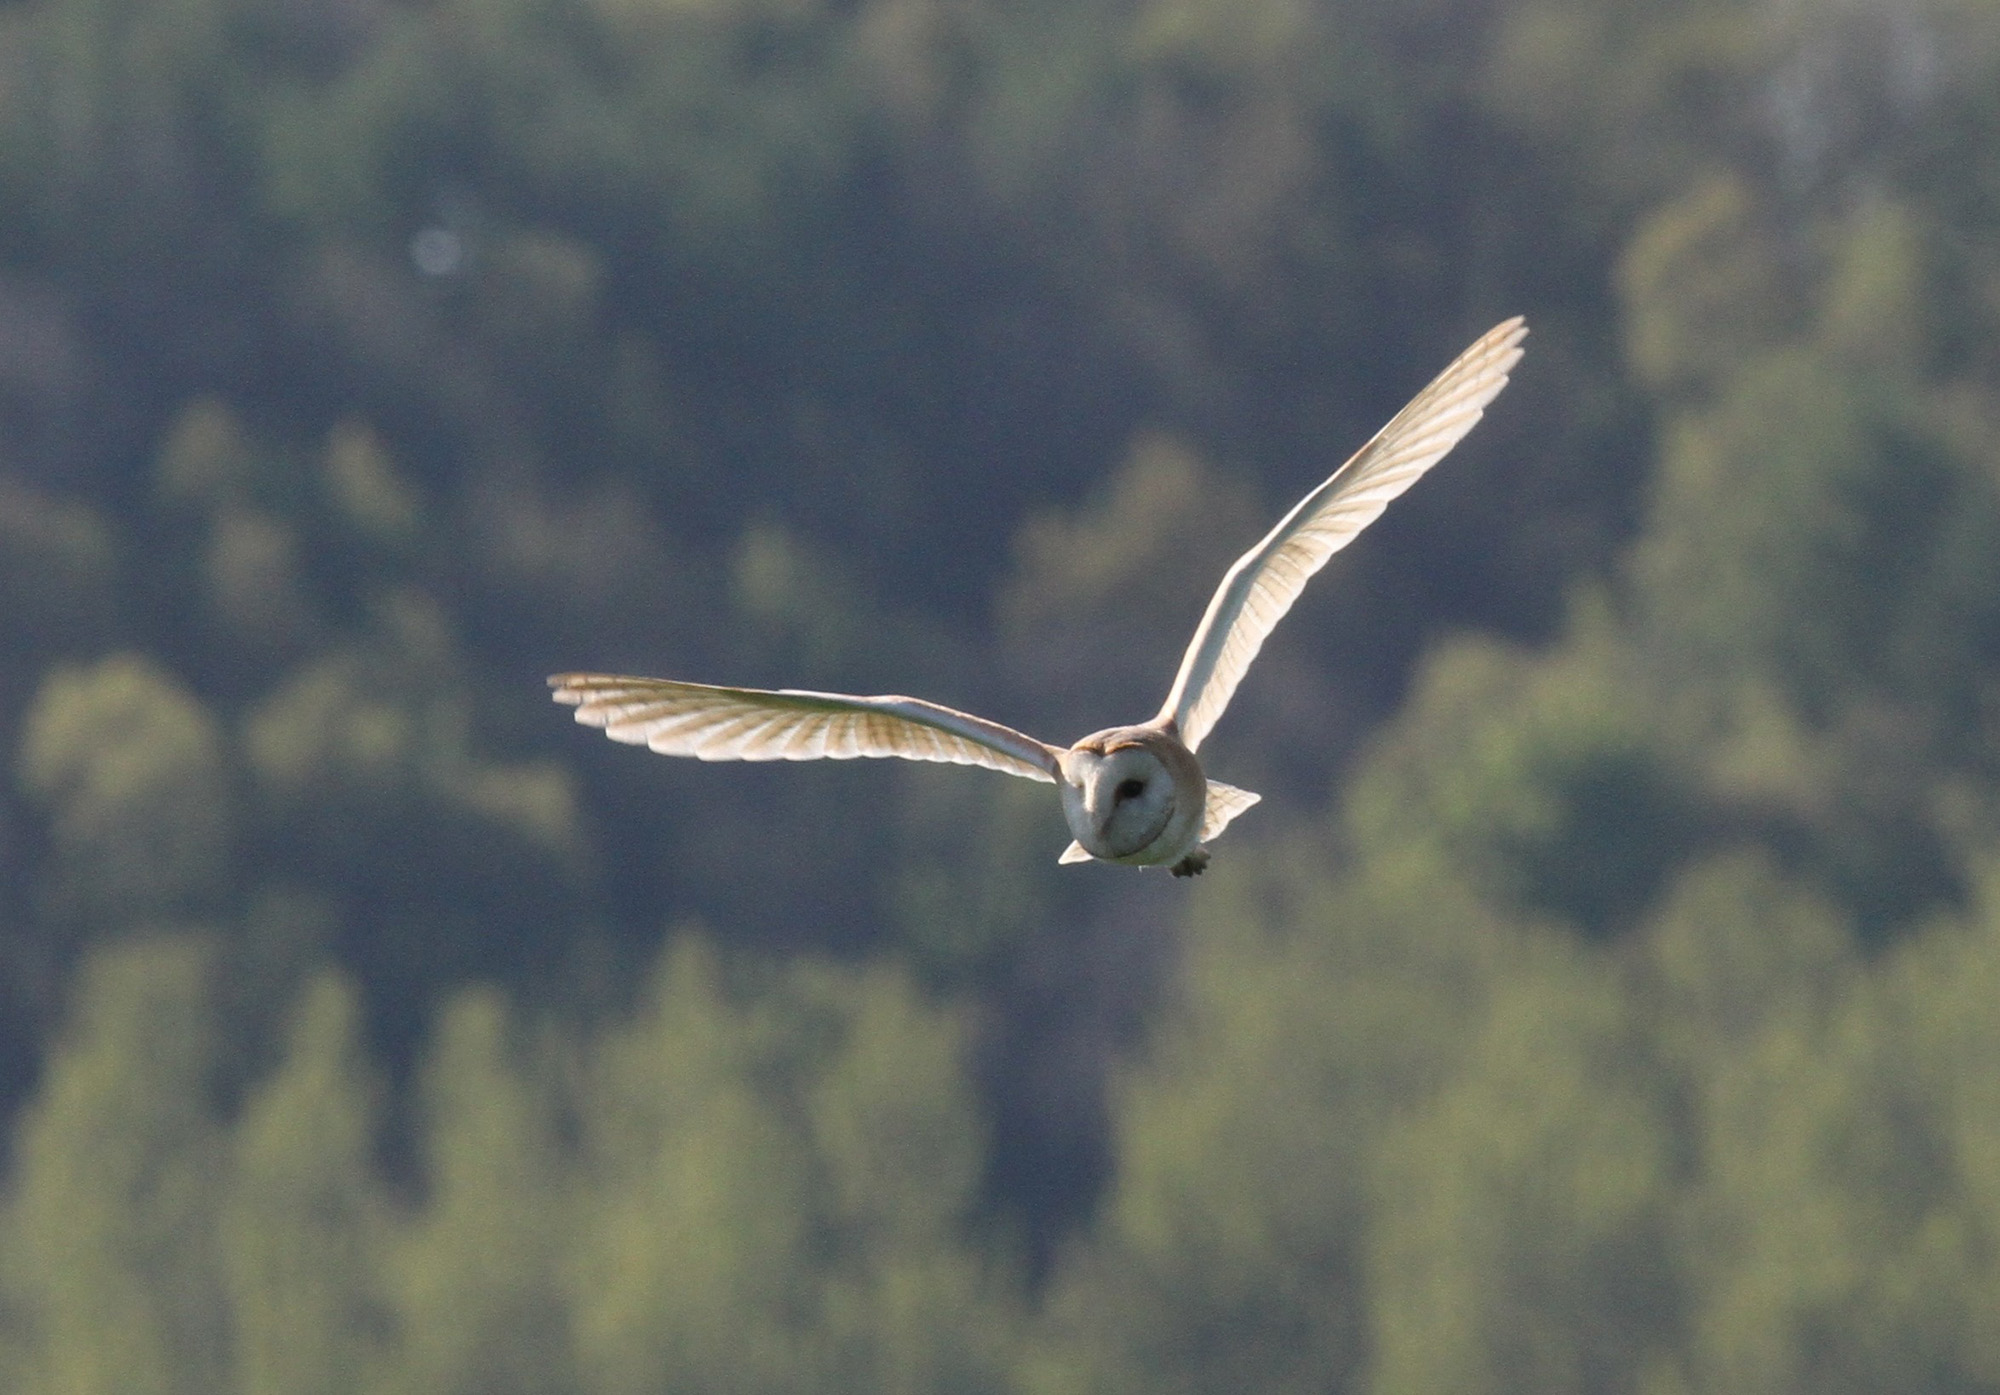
[1170, 849, 1210, 878]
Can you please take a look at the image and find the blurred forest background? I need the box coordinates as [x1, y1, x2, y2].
[4, 0, 2000, 1384]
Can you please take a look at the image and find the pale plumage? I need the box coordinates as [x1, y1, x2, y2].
[553, 316, 1526, 875]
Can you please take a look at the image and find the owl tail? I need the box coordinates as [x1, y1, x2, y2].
[1056, 780, 1262, 865]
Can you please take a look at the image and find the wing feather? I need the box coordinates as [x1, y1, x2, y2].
[550, 673, 1062, 783]
[1200, 780, 1262, 842]
[1158, 317, 1527, 750]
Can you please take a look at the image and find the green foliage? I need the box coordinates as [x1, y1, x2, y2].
[1030, 849, 1506, 1395]
[224, 974, 387, 1395]
[1633, 349, 2000, 728]
[1347, 623, 1698, 936]
[1648, 858, 2000, 1395]
[0, 480, 117, 655]
[1000, 434, 1267, 736]
[323, 421, 422, 547]
[1030, 824, 2000, 1395]
[385, 987, 576, 1395]
[565, 937, 1016, 1394]
[0, 931, 1013, 1393]
[17, 656, 232, 923]
[0, 936, 230, 1395]
[156, 400, 263, 511]
[1618, 174, 1805, 400]
[1369, 980, 1677, 1395]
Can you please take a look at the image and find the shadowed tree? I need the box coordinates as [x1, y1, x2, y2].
[0, 937, 229, 1395]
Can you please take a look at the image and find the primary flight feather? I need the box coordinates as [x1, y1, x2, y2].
[553, 316, 1526, 876]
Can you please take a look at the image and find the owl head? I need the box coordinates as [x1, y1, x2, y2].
[1057, 727, 1204, 864]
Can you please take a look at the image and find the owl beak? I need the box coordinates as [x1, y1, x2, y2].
[1056, 749, 1110, 823]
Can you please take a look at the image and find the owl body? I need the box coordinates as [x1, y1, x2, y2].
[551, 318, 1527, 875]
[1057, 725, 1207, 871]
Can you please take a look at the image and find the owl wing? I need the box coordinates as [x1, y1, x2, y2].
[550, 673, 1062, 783]
[1157, 317, 1527, 752]
[1200, 779, 1261, 842]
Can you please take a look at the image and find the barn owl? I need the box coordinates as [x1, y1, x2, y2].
[552, 317, 1526, 876]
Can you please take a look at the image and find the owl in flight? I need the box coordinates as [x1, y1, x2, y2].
[553, 317, 1526, 877]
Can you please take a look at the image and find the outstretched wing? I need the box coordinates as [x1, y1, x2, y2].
[551, 673, 1062, 783]
[1158, 317, 1527, 751]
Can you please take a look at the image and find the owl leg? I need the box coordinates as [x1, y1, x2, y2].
[1169, 848, 1211, 878]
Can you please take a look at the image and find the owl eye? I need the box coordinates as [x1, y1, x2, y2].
[1115, 777, 1146, 802]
